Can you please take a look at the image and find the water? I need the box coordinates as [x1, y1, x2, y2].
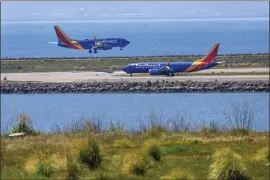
[1, 93, 269, 133]
[1, 19, 269, 58]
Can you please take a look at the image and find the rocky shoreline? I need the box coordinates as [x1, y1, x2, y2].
[1, 80, 269, 94]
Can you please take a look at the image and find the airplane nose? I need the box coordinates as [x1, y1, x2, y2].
[125, 40, 130, 45]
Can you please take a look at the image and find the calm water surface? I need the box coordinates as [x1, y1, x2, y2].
[1, 93, 269, 133]
[1, 19, 269, 57]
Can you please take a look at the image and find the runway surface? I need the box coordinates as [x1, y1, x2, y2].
[1, 68, 269, 83]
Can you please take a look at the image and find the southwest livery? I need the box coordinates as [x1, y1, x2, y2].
[49, 25, 130, 53]
[121, 43, 225, 76]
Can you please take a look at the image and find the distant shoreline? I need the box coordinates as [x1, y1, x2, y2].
[1, 53, 269, 61]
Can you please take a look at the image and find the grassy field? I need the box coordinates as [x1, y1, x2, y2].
[1, 131, 269, 179]
[1, 108, 269, 180]
[1, 54, 269, 73]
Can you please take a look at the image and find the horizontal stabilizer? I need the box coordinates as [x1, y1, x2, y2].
[217, 61, 225, 64]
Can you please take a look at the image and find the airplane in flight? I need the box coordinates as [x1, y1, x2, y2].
[121, 43, 224, 77]
[49, 25, 130, 53]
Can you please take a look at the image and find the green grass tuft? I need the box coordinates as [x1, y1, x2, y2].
[79, 139, 102, 169]
[209, 147, 251, 180]
[148, 145, 162, 162]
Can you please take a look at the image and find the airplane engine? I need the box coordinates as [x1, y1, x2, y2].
[149, 69, 164, 75]
[103, 44, 113, 50]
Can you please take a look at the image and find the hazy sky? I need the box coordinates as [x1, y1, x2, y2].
[1, 1, 269, 21]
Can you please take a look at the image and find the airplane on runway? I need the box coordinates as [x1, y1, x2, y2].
[121, 43, 225, 77]
[49, 25, 130, 53]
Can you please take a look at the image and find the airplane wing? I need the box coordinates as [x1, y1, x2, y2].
[92, 36, 103, 48]
[93, 36, 98, 42]
[159, 60, 173, 72]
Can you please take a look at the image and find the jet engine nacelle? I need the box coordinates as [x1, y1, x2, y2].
[103, 44, 113, 50]
[149, 69, 163, 75]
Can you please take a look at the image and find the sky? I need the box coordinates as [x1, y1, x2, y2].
[1, 1, 269, 21]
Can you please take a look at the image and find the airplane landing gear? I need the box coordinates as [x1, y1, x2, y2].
[130, 73, 133, 77]
[166, 73, 175, 77]
[89, 50, 92, 53]
[94, 49, 97, 53]
[120, 47, 123, 50]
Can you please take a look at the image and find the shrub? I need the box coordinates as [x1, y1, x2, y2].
[122, 153, 153, 176]
[192, 140, 201, 145]
[253, 147, 270, 164]
[167, 113, 190, 132]
[209, 148, 250, 180]
[224, 101, 255, 134]
[148, 112, 167, 133]
[37, 159, 55, 177]
[107, 120, 124, 133]
[148, 145, 161, 162]
[209, 121, 219, 133]
[66, 115, 104, 134]
[66, 146, 81, 180]
[10, 112, 36, 135]
[201, 121, 219, 134]
[132, 163, 146, 176]
[79, 139, 102, 169]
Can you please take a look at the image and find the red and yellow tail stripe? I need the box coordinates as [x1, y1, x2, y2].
[185, 43, 219, 72]
[54, 25, 84, 50]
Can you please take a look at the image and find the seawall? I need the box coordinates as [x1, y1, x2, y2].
[1, 80, 269, 94]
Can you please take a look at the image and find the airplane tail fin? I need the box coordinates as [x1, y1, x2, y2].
[201, 43, 220, 63]
[54, 25, 72, 43]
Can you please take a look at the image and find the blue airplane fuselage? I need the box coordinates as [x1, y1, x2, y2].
[58, 38, 130, 50]
[122, 60, 220, 74]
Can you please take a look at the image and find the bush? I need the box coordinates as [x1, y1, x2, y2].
[107, 120, 124, 133]
[66, 146, 81, 180]
[209, 121, 219, 133]
[167, 113, 190, 132]
[79, 139, 102, 169]
[37, 160, 55, 177]
[224, 101, 255, 134]
[192, 140, 201, 145]
[253, 147, 270, 164]
[201, 121, 219, 134]
[209, 148, 250, 180]
[132, 163, 147, 176]
[66, 115, 104, 134]
[122, 154, 153, 176]
[10, 112, 36, 135]
[148, 145, 161, 162]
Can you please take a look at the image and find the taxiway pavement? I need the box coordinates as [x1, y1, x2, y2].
[1, 68, 269, 83]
